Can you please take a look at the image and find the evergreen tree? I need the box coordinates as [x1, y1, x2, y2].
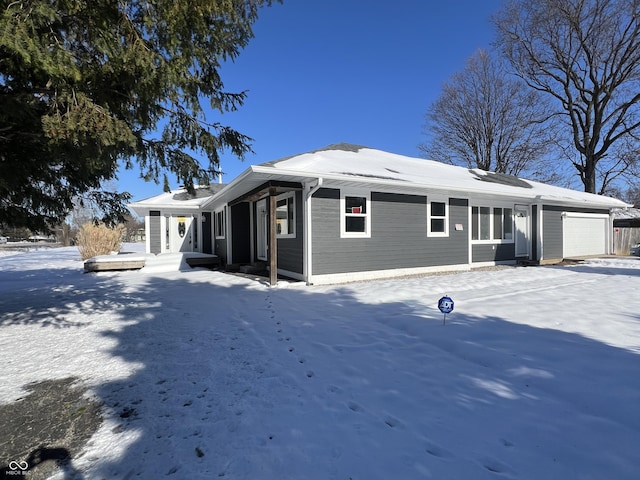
[0, 0, 275, 231]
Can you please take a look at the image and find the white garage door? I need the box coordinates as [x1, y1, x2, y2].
[563, 213, 609, 257]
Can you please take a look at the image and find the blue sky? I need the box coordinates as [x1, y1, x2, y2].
[120, 0, 503, 201]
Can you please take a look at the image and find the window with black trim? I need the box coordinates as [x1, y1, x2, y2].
[276, 193, 296, 238]
[214, 209, 225, 239]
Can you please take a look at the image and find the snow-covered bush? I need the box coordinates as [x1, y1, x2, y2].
[76, 223, 126, 260]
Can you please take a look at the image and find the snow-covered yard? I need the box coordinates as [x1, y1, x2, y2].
[1, 246, 639, 479]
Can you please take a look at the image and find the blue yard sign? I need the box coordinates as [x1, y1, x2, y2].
[438, 295, 454, 325]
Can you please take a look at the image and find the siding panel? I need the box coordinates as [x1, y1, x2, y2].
[277, 191, 304, 274]
[149, 211, 161, 254]
[311, 189, 469, 275]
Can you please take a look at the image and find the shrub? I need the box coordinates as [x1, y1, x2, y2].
[76, 223, 126, 260]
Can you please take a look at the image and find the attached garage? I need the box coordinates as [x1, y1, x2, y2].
[562, 212, 610, 257]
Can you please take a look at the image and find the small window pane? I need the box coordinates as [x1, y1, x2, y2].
[503, 208, 513, 239]
[472, 207, 479, 240]
[493, 208, 503, 240]
[431, 218, 445, 233]
[345, 196, 366, 214]
[480, 207, 490, 240]
[276, 197, 294, 235]
[346, 216, 366, 232]
[431, 201, 446, 217]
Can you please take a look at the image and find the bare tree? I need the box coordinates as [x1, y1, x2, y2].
[420, 49, 555, 179]
[494, 0, 640, 194]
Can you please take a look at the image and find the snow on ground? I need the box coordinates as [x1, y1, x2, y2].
[1, 246, 640, 479]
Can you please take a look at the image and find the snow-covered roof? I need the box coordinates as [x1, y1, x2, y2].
[254, 143, 629, 208]
[129, 144, 630, 211]
[129, 185, 226, 215]
[613, 207, 640, 219]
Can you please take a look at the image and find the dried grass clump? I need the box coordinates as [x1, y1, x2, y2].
[76, 223, 126, 260]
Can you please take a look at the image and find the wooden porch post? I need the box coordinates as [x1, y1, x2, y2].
[269, 188, 278, 286]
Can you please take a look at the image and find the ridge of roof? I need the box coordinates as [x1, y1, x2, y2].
[259, 143, 369, 167]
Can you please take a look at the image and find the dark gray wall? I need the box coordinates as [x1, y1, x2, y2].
[149, 211, 161, 254]
[472, 243, 516, 262]
[277, 190, 304, 274]
[311, 188, 468, 275]
[542, 206, 563, 260]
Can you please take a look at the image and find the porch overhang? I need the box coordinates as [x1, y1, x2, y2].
[228, 180, 303, 206]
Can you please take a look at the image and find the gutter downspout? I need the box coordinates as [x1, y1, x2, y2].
[304, 178, 323, 285]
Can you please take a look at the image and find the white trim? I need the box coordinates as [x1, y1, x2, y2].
[427, 197, 449, 237]
[514, 204, 530, 258]
[561, 212, 610, 220]
[536, 203, 544, 262]
[340, 190, 371, 238]
[276, 268, 305, 282]
[144, 214, 152, 254]
[471, 260, 518, 268]
[304, 178, 324, 285]
[309, 264, 471, 285]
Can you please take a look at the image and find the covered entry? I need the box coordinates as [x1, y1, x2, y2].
[562, 212, 609, 257]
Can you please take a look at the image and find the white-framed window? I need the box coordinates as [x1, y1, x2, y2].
[214, 208, 225, 239]
[276, 192, 296, 238]
[427, 198, 449, 237]
[340, 191, 371, 238]
[471, 205, 514, 242]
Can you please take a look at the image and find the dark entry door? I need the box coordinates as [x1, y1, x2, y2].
[202, 212, 212, 254]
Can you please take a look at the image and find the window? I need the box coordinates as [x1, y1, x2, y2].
[494, 207, 513, 240]
[427, 199, 449, 237]
[276, 193, 296, 238]
[214, 209, 225, 239]
[341, 192, 371, 238]
[472, 206, 513, 241]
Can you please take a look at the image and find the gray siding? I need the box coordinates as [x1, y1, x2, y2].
[542, 206, 563, 260]
[472, 243, 516, 263]
[149, 211, 161, 254]
[277, 190, 304, 274]
[311, 189, 468, 275]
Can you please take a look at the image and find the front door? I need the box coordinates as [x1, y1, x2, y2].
[514, 205, 529, 258]
[256, 199, 268, 261]
[171, 215, 195, 252]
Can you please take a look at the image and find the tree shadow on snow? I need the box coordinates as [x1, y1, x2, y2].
[2, 262, 640, 479]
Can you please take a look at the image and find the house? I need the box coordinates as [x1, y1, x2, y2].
[129, 143, 630, 285]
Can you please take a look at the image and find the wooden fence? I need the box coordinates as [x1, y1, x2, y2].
[613, 227, 640, 255]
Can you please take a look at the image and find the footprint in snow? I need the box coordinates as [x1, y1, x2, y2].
[425, 441, 451, 459]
